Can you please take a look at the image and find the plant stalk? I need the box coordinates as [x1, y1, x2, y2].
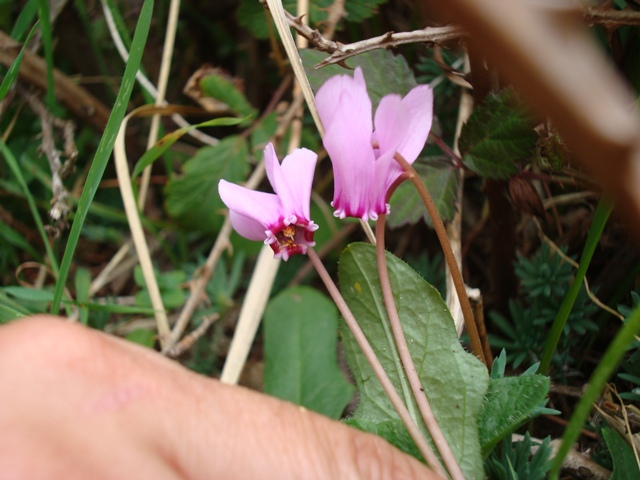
[394, 153, 486, 365]
[306, 248, 446, 478]
[375, 215, 465, 480]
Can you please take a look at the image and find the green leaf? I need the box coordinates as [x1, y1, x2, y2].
[388, 158, 459, 229]
[459, 89, 537, 179]
[199, 75, 257, 122]
[603, 428, 640, 480]
[3, 286, 55, 302]
[52, 0, 154, 313]
[131, 117, 244, 181]
[301, 49, 417, 109]
[125, 328, 156, 348]
[165, 136, 250, 233]
[264, 286, 354, 419]
[338, 243, 488, 478]
[478, 374, 550, 457]
[346, 418, 423, 459]
[133, 266, 186, 310]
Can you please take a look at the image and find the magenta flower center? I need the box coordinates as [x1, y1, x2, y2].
[264, 217, 318, 261]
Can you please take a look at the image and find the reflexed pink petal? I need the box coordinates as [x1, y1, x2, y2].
[263, 143, 298, 223]
[218, 180, 283, 231]
[228, 210, 267, 241]
[373, 93, 411, 155]
[397, 85, 433, 162]
[316, 67, 371, 134]
[279, 148, 317, 221]
[324, 95, 376, 220]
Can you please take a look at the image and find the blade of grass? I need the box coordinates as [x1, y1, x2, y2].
[0, 141, 59, 275]
[549, 303, 640, 479]
[36, 0, 55, 108]
[51, 0, 154, 315]
[11, 0, 38, 40]
[0, 21, 39, 102]
[538, 196, 613, 374]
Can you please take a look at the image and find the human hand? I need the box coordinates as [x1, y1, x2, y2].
[0, 316, 439, 479]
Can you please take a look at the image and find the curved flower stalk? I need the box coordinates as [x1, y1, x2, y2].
[218, 143, 319, 261]
[316, 67, 433, 221]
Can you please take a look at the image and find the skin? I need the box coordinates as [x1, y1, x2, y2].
[0, 316, 440, 479]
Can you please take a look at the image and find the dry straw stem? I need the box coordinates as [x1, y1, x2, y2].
[114, 106, 171, 349]
[431, 0, 640, 239]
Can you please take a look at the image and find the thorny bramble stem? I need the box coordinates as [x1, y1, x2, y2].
[375, 215, 465, 480]
[394, 152, 487, 366]
[306, 248, 446, 478]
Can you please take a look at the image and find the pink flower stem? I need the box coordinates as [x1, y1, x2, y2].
[306, 247, 446, 478]
[375, 214, 465, 480]
[394, 152, 487, 366]
[430, 133, 464, 169]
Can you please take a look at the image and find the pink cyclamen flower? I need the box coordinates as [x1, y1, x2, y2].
[316, 67, 433, 221]
[218, 143, 318, 261]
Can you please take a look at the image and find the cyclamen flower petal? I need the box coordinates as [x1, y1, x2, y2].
[218, 143, 319, 261]
[316, 67, 434, 221]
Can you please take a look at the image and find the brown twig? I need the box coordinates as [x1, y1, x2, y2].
[395, 152, 486, 366]
[584, 7, 640, 27]
[285, 10, 464, 68]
